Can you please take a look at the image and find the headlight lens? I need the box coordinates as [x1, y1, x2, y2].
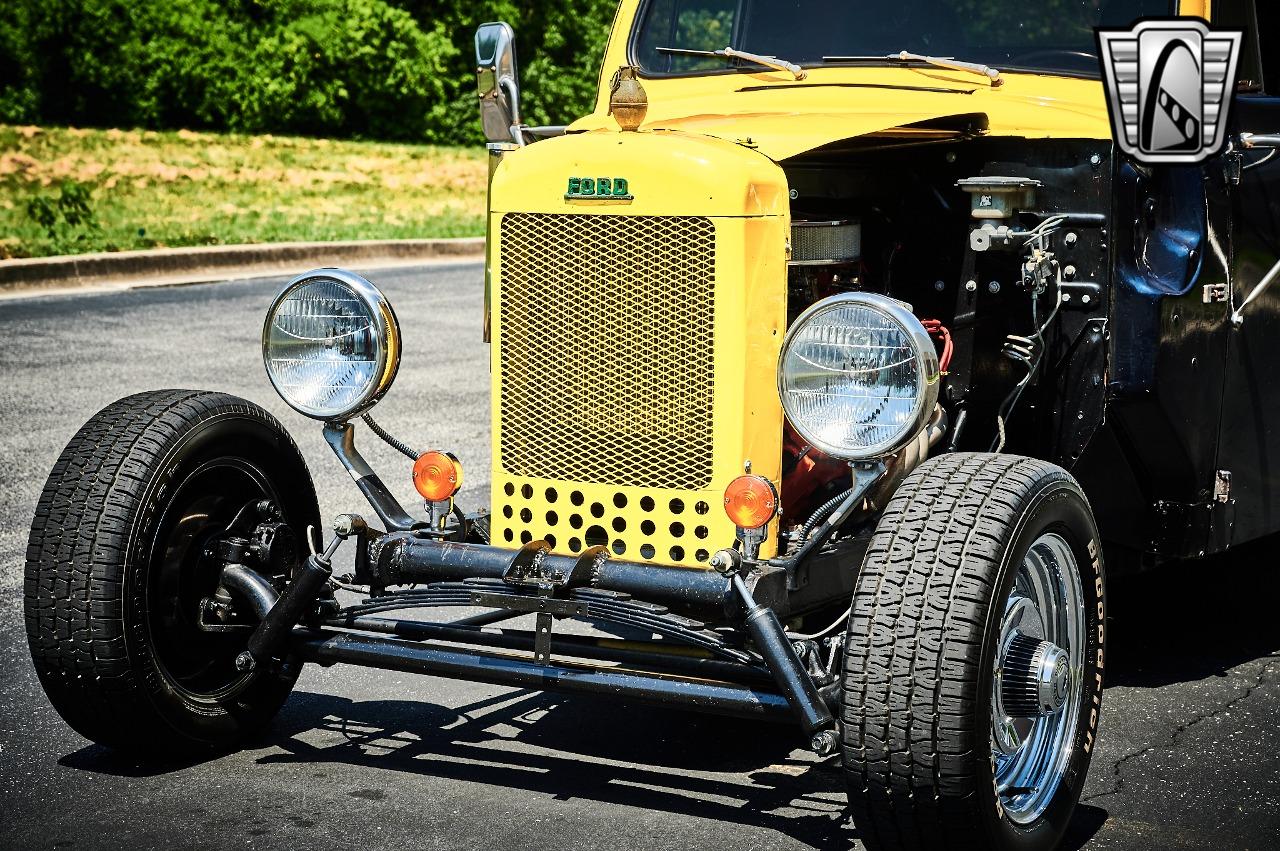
[262, 269, 400, 420]
[778, 293, 939, 460]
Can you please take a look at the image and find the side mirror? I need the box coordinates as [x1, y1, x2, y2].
[475, 22, 522, 145]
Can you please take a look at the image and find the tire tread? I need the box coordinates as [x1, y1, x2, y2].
[842, 453, 1079, 851]
[24, 390, 307, 752]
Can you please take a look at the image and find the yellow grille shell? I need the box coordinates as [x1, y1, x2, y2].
[487, 131, 788, 569]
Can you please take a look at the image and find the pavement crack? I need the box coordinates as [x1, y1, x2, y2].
[1083, 656, 1279, 803]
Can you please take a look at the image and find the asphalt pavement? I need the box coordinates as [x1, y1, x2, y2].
[1, 264, 1277, 850]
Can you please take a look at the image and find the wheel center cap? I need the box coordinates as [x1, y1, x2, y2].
[1001, 633, 1072, 717]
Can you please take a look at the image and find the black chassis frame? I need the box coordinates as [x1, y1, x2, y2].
[213, 420, 883, 748]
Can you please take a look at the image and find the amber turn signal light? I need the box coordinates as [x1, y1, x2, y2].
[413, 451, 463, 502]
[723, 475, 778, 530]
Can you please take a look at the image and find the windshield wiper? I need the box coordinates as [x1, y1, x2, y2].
[822, 51, 1003, 86]
[656, 46, 807, 80]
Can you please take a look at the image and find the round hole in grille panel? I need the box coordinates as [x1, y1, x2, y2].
[519, 508, 532, 523]
[504, 483, 515, 497]
[590, 502, 605, 518]
[521, 484, 533, 499]
[670, 546, 685, 561]
[695, 501, 710, 515]
[612, 540, 627, 556]
[520, 531, 532, 544]
[502, 505, 513, 519]
[569, 537, 582, 552]
[497, 214, 716, 491]
[571, 491, 585, 506]
[503, 529, 513, 542]
[640, 544, 656, 559]
[613, 493, 628, 508]
[492, 477, 752, 568]
[546, 487, 558, 503]
[545, 534, 557, 548]
[695, 548, 710, 562]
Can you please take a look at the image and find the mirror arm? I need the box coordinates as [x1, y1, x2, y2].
[524, 126, 568, 141]
[499, 77, 524, 147]
[1231, 257, 1280, 328]
[1241, 133, 1280, 150]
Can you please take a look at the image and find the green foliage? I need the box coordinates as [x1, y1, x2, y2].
[393, 0, 619, 140]
[0, 0, 619, 144]
[24, 179, 100, 251]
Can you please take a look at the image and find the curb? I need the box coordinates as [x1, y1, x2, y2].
[0, 238, 485, 296]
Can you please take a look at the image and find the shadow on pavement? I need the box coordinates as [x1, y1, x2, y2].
[250, 686, 1103, 850]
[1062, 805, 1109, 850]
[58, 746, 223, 778]
[1105, 535, 1280, 689]
[263, 688, 855, 849]
[52, 682, 1111, 851]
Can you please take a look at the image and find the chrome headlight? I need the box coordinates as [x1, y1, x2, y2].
[262, 269, 401, 420]
[778, 293, 939, 460]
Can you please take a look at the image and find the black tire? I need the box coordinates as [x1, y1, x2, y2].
[24, 390, 321, 756]
[842, 453, 1105, 851]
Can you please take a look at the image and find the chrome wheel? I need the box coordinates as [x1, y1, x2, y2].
[991, 531, 1086, 824]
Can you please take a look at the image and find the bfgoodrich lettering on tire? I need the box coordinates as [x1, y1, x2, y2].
[842, 453, 1105, 851]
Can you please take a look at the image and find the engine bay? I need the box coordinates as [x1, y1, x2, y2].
[778, 138, 1112, 530]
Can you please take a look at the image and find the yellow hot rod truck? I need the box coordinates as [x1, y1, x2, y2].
[25, 1, 1280, 849]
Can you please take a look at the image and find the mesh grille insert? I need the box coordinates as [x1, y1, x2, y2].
[498, 213, 717, 490]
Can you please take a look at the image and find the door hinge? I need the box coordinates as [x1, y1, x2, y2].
[1203, 282, 1229, 304]
[1214, 470, 1232, 503]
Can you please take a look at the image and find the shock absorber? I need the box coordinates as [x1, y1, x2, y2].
[234, 528, 346, 673]
[710, 548, 834, 739]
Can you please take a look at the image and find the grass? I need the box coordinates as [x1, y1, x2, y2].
[0, 124, 487, 259]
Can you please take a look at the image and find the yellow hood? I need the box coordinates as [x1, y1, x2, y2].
[572, 66, 1111, 161]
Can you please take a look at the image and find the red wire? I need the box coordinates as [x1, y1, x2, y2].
[921, 319, 953, 373]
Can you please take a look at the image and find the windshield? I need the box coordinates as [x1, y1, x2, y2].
[633, 0, 1178, 77]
